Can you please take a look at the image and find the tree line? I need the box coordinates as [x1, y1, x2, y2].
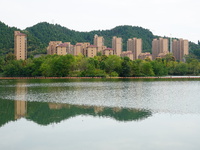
[0, 53, 200, 77]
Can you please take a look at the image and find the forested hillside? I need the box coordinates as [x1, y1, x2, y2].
[0, 21, 200, 58]
[26, 22, 154, 52]
[0, 21, 17, 55]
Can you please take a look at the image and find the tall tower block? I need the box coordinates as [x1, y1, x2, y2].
[14, 31, 27, 60]
[127, 38, 142, 60]
[112, 36, 122, 56]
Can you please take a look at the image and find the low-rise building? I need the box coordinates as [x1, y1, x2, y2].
[86, 45, 97, 57]
[138, 52, 152, 60]
[56, 43, 68, 55]
[102, 48, 114, 56]
[47, 41, 62, 55]
[121, 51, 134, 60]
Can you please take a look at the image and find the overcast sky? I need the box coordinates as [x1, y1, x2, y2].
[0, 0, 199, 43]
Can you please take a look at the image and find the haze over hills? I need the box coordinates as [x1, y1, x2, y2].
[0, 21, 200, 58]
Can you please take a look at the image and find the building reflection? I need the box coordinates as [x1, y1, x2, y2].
[15, 83, 27, 120]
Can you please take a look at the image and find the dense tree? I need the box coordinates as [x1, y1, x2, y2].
[3, 60, 23, 77]
[104, 55, 122, 76]
[173, 63, 188, 75]
[1, 53, 200, 77]
[140, 61, 155, 76]
[151, 61, 168, 76]
[120, 57, 132, 77]
[40, 55, 75, 77]
[132, 59, 143, 76]
[188, 59, 200, 75]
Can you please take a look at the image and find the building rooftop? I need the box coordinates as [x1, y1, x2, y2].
[88, 45, 97, 48]
[16, 32, 26, 36]
[58, 43, 68, 47]
[104, 48, 114, 51]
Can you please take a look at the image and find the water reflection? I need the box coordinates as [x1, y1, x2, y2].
[15, 82, 27, 120]
[0, 98, 152, 127]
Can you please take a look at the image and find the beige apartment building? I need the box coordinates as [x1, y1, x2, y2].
[14, 31, 27, 60]
[102, 48, 114, 56]
[121, 51, 134, 60]
[152, 38, 169, 59]
[172, 39, 189, 61]
[112, 36, 122, 56]
[93, 34, 105, 52]
[127, 38, 142, 60]
[138, 52, 152, 60]
[86, 45, 97, 57]
[82, 42, 90, 56]
[56, 43, 68, 55]
[63, 42, 74, 55]
[74, 43, 83, 56]
[47, 41, 62, 55]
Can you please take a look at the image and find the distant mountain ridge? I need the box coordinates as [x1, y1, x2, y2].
[0, 21, 200, 57]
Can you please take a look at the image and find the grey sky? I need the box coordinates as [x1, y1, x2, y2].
[0, 0, 199, 43]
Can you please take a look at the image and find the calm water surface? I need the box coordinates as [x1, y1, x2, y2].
[0, 79, 200, 150]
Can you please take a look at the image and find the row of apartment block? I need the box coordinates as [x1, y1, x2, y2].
[46, 35, 144, 60]
[152, 38, 189, 61]
[14, 31, 189, 61]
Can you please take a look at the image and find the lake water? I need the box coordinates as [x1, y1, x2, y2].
[0, 79, 200, 150]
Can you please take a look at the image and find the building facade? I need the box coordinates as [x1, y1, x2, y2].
[86, 45, 97, 57]
[102, 48, 114, 56]
[152, 38, 169, 59]
[112, 36, 122, 56]
[93, 34, 105, 52]
[14, 31, 27, 60]
[138, 52, 152, 60]
[127, 38, 142, 60]
[56, 43, 68, 55]
[120, 51, 134, 60]
[172, 39, 189, 61]
[47, 41, 62, 55]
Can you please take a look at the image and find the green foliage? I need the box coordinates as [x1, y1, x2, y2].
[104, 55, 122, 76]
[40, 54, 75, 77]
[120, 57, 132, 77]
[1, 53, 200, 77]
[173, 63, 188, 75]
[3, 60, 24, 77]
[140, 61, 155, 76]
[151, 61, 168, 76]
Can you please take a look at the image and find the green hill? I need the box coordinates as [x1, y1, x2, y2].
[0, 21, 200, 58]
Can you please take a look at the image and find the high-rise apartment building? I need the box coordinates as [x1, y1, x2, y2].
[14, 31, 27, 60]
[112, 36, 122, 56]
[172, 39, 189, 61]
[93, 34, 105, 52]
[152, 38, 169, 59]
[47, 41, 62, 55]
[127, 38, 142, 60]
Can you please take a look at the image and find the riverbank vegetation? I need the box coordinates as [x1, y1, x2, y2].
[0, 53, 200, 77]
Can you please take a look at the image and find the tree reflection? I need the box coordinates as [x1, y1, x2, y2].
[0, 99, 152, 127]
